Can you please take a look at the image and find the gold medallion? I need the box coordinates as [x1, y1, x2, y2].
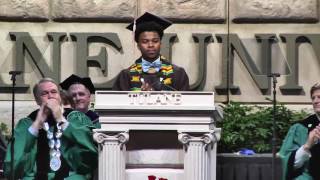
[147, 68, 157, 74]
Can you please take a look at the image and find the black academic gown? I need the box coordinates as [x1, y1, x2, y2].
[85, 110, 100, 129]
[112, 57, 189, 91]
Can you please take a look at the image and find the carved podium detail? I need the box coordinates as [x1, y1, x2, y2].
[93, 132, 129, 180]
[93, 91, 221, 180]
[178, 130, 221, 180]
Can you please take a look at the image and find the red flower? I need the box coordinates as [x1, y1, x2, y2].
[148, 175, 156, 180]
[159, 178, 168, 180]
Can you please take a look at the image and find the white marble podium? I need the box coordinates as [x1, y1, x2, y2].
[93, 91, 221, 180]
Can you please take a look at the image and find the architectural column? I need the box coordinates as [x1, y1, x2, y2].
[93, 131, 129, 180]
[178, 129, 221, 180]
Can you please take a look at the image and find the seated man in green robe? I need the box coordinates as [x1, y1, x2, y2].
[4, 78, 98, 180]
[112, 12, 189, 91]
[279, 83, 320, 180]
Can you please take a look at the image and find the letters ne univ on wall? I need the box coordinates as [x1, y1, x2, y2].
[1, 32, 320, 100]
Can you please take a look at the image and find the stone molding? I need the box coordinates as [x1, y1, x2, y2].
[0, 0, 49, 21]
[51, 0, 135, 22]
[93, 131, 129, 150]
[140, 0, 226, 23]
[0, 0, 317, 23]
[178, 131, 218, 151]
[178, 130, 221, 151]
[231, 0, 319, 23]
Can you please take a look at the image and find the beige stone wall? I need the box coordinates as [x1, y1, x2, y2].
[0, 0, 319, 125]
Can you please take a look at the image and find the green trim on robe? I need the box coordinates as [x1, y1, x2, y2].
[4, 110, 98, 180]
[279, 123, 312, 180]
[93, 122, 101, 129]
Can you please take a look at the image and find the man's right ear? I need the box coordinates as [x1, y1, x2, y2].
[35, 98, 41, 106]
[136, 43, 141, 51]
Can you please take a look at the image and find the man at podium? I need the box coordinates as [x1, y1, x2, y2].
[112, 12, 189, 91]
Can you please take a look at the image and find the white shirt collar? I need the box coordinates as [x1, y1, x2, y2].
[141, 56, 161, 64]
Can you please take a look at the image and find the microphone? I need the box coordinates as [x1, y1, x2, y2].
[9, 71, 23, 81]
[8, 70, 23, 180]
[267, 73, 280, 77]
[268, 73, 281, 84]
[9, 71, 23, 75]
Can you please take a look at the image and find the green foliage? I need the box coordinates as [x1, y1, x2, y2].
[217, 102, 309, 153]
[0, 122, 10, 141]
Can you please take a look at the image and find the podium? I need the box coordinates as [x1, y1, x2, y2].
[93, 91, 221, 180]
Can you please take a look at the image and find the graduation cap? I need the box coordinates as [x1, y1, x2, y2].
[126, 12, 172, 32]
[60, 74, 95, 94]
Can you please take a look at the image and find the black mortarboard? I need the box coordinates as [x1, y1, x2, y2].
[126, 12, 172, 31]
[60, 74, 95, 94]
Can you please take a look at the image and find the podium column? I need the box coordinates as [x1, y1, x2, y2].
[93, 131, 129, 180]
[178, 129, 221, 180]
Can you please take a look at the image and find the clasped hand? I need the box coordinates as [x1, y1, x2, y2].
[304, 125, 320, 151]
[141, 82, 154, 91]
[32, 99, 63, 130]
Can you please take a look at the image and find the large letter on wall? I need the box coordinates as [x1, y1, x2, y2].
[161, 33, 177, 61]
[279, 34, 303, 94]
[70, 33, 122, 89]
[191, 34, 213, 91]
[215, 34, 277, 95]
[279, 34, 320, 95]
[2, 32, 67, 92]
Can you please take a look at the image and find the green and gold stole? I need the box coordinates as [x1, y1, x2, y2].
[129, 56, 174, 91]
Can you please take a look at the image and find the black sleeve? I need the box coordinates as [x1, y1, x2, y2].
[173, 66, 190, 91]
[286, 149, 305, 180]
[112, 69, 131, 91]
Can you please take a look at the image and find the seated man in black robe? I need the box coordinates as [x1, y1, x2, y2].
[279, 83, 320, 179]
[112, 12, 189, 91]
[60, 74, 99, 127]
